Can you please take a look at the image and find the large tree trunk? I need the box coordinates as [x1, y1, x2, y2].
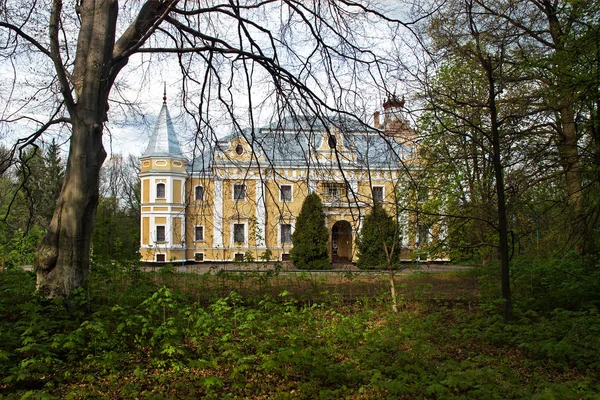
[557, 106, 586, 252]
[486, 70, 513, 323]
[34, 0, 116, 298]
[35, 120, 107, 298]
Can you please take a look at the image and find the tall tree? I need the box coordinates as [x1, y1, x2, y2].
[291, 192, 329, 270]
[473, 0, 600, 255]
[0, 1, 411, 297]
[419, 0, 544, 322]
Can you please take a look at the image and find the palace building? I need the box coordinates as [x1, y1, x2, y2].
[139, 95, 423, 264]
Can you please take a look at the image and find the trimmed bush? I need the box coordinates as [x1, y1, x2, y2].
[291, 192, 329, 270]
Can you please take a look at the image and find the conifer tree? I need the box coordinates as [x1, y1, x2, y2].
[291, 192, 329, 270]
[357, 202, 400, 269]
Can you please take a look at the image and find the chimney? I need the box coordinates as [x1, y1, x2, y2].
[373, 110, 380, 129]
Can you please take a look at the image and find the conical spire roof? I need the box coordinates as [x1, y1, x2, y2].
[142, 102, 184, 158]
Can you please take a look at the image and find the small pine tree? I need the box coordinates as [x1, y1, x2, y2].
[357, 202, 400, 269]
[291, 192, 330, 270]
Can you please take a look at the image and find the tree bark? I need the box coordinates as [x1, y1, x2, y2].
[556, 106, 586, 252]
[34, 0, 116, 298]
[35, 121, 107, 298]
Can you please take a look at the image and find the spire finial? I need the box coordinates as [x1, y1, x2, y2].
[163, 82, 167, 105]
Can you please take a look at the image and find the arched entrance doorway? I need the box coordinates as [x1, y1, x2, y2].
[331, 220, 352, 262]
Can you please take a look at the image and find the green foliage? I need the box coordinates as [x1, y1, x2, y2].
[1, 263, 599, 398]
[92, 197, 140, 261]
[356, 202, 400, 269]
[291, 192, 329, 270]
[0, 228, 44, 269]
[510, 254, 600, 312]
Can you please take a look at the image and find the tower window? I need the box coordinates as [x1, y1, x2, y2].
[235, 144, 244, 155]
[156, 226, 166, 242]
[156, 183, 165, 198]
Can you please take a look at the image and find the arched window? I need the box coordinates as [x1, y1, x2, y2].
[156, 183, 165, 198]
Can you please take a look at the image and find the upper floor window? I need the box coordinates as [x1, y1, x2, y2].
[156, 183, 166, 199]
[233, 223, 245, 244]
[235, 144, 244, 155]
[280, 224, 292, 244]
[195, 185, 204, 201]
[156, 226, 166, 242]
[372, 186, 384, 202]
[194, 226, 204, 242]
[233, 184, 246, 200]
[280, 185, 292, 202]
[322, 182, 346, 199]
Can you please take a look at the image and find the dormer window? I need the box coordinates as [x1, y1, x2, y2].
[328, 134, 336, 149]
[156, 183, 165, 198]
[235, 144, 244, 155]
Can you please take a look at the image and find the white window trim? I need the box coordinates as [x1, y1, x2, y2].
[194, 185, 205, 201]
[194, 225, 205, 242]
[231, 222, 248, 247]
[372, 185, 385, 202]
[279, 184, 293, 202]
[232, 183, 247, 201]
[278, 222, 294, 247]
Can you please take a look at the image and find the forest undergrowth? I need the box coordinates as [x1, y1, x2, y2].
[0, 261, 599, 399]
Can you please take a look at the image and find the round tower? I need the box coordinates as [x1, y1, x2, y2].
[139, 91, 188, 263]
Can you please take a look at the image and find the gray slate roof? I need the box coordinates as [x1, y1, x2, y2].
[188, 116, 412, 173]
[141, 104, 184, 158]
[141, 110, 413, 174]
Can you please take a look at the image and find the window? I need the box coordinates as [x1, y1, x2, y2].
[234, 253, 244, 262]
[322, 182, 347, 199]
[195, 185, 204, 201]
[280, 185, 292, 202]
[372, 186, 384, 202]
[233, 223, 245, 244]
[280, 224, 292, 244]
[156, 254, 166, 262]
[156, 183, 165, 198]
[233, 184, 246, 200]
[235, 144, 244, 155]
[156, 226, 166, 242]
[194, 226, 204, 242]
[281, 253, 290, 261]
[418, 225, 429, 245]
[194, 253, 204, 262]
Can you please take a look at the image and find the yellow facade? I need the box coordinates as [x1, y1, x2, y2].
[139, 99, 426, 264]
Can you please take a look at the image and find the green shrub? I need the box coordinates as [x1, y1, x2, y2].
[291, 192, 329, 270]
